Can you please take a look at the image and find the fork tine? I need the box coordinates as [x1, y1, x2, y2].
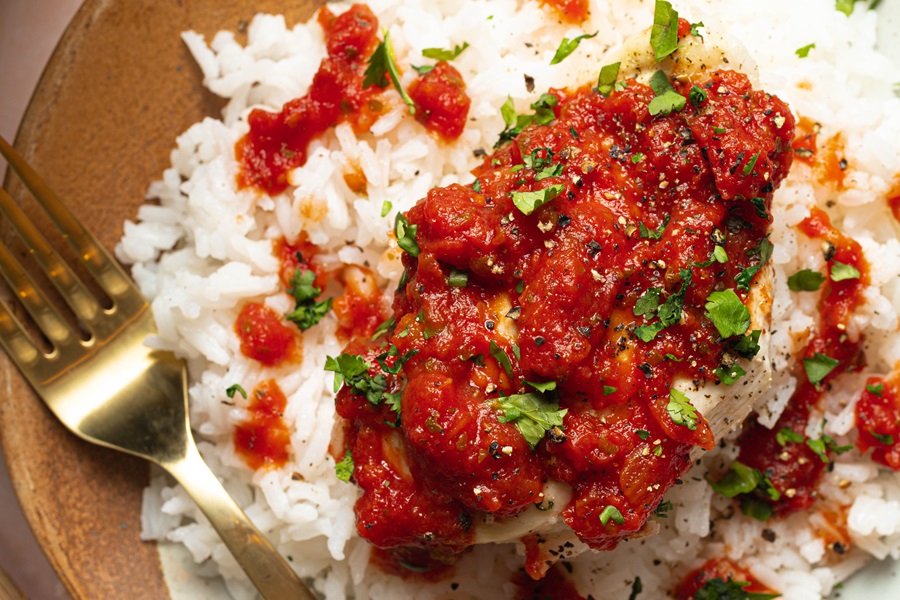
[0, 237, 79, 354]
[0, 136, 137, 306]
[0, 296, 42, 369]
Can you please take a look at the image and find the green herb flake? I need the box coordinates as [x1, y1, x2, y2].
[787, 269, 826, 292]
[628, 576, 643, 600]
[226, 384, 247, 399]
[634, 287, 662, 317]
[705, 289, 751, 338]
[550, 32, 598, 65]
[740, 497, 775, 522]
[836, 0, 856, 16]
[872, 431, 895, 445]
[709, 461, 763, 498]
[689, 85, 708, 107]
[411, 64, 434, 76]
[599, 504, 625, 526]
[597, 62, 621, 97]
[715, 363, 746, 385]
[743, 152, 760, 176]
[489, 340, 514, 377]
[776, 427, 805, 446]
[638, 215, 670, 240]
[736, 237, 774, 292]
[497, 392, 567, 449]
[636, 429, 651, 440]
[713, 126, 727, 134]
[448, 268, 468, 287]
[650, 0, 679, 61]
[689, 21, 704, 39]
[731, 329, 762, 359]
[631, 152, 645, 164]
[648, 70, 686, 116]
[693, 577, 780, 600]
[394, 213, 420, 257]
[380, 200, 392, 217]
[713, 245, 728, 263]
[364, 30, 415, 114]
[830, 260, 860, 282]
[511, 184, 565, 215]
[370, 316, 396, 341]
[422, 42, 470, 61]
[803, 352, 840, 385]
[806, 435, 852, 463]
[867, 382, 884, 396]
[634, 321, 666, 343]
[285, 269, 333, 330]
[335, 447, 354, 482]
[750, 197, 770, 220]
[324, 353, 385, 404]
[603, 385, 617, 396]
[667, 388, 699, 430]
[525, 380, 558, 393]
[796, 43, 816, 58]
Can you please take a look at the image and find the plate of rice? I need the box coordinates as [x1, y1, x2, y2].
[5, 0, 900, 598]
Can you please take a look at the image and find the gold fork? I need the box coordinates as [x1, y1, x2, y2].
[0, 135, 316, 600]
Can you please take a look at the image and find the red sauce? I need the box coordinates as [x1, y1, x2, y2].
[275, 236, 326, 290]
[736, 208, 868, 514]
[540, 0, 590, 23]
[235, 302, 300, 367]
[334, 66, 794, 574]
[791, 116, 818, 166]
[514, 564, 586, 600]
[790, 117, 848, 189]
[674, 558, 777, 599]
[331, 265, 390, 340]
[234, 379, 292, 470]
[236, 5, 382, 194]
[408, 61, 471, 141]
[856, 374, 900, 469]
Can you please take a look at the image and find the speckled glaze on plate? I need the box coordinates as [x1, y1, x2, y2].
[0, 1, 319, 598]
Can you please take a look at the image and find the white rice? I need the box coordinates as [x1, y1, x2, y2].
[117, 1, 900, 598]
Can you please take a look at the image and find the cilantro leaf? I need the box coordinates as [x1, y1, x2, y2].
[689, 85, 708, 107]
[597, 62, 621, 97]
[736, 238, 773, 291]
[550, 32, 597, 65]
[634, 321, 666, 343]
[731, 329, 762, 359]
[750, 197, 770, 220]
[395, 213, 420, 256]
[489, 340, 514, 377]
[694, 577, 779, 600]
[335, 447, 354, 482]
[667, 388, 699, 430]
[796, 43, 816, 58]
[743, 152, 760, 176]
[370, 315, 396, 341]
[872, 431, 895, 445]
[648, 70, 686, 116]
[638, 215, 670, 240]
[806, 434, 852, 463]
[422, 42, 469, 61]
[497, 392, 567, 449]
[788, 269, 826, 291]
[689, 21, 704, 39]
[364, 30, 415, 114]
[525, 380, 558, 393]
[867, 382, 884, 396]
[634, 287, 662, 317]
[830, 260, 860, 282]
[448, 268, 468, 287]
[226, 384, 247, 399]
[803, 352, 840, 385]
[715, 363, 746, 385]
[324, 353, 369, 393]
[658, 268, 692, 326]
[650, 0, 679, 61]
[603, 385, 617, 396]
[511, 184, 565, 215]
[705, 289, 751, 338]
[776, 427, 805, 446]
[285, 269, 332, 330]
[325, 353, 389, 405]
[708, 461, 763, 497]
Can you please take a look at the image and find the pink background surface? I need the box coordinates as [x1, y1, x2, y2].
[1, 0, 85, 597]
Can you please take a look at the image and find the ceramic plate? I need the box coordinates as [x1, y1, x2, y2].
[1, 0, 899, 598]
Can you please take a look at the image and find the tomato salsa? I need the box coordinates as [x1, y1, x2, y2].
[331, 59, 794, 575]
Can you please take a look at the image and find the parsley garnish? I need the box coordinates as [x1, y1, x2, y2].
[285, 269, 333, 330]
[796, 43, 816, 58]
[667, 388, 699, 430]
[788, 269, 826, 291]
[743, 152, 760, 176]
[597, 62, 621, 97]
[776, 427, 805, 446]
[226, 384, 247, 399]
[867, 382, 884, 396]
[511, 184, 565, 215]
[803, 352, 840, 385]
[634, 287, 662, 317]
[381, 200, 392, 217]
[497, 392, 567, 449]
[603, 385, 617, 396]
[648, 70, 686, 116]
[736, 237, 773, 291]
[715, 363, 746, 385]
[634, 269, 692, 342]
[831, 260, 860, 282]
[689, 21, 704, 39]
[636, 429, 651, 440]
[693, 577, 779, 600]
[495, 94, 560, 147]
[689, 85, 707, 107]
[638, 215, 670, 240]
[394, 213, 420, 256]
[448, 268, 468, 287]
[807, 434, 852, 463]
[422, 42, 469, 61]
[525, 380, 558, 393]
[705, 289, 751, 338]
[335, 447, 354, 482]
[489, 340, 514, 377]
[750, 197, 770, 220]
[650, 0, 679, 61]
[629, 576, 643, 600]
[731, 329, 762, 359]
[364, 30, 415, 114]
[709, 461, 769, 498]
[599, 504, 625, 526]
[325, 353, 388, 405]
[550, 32, 597, 65]
[872, 431, 895, 445]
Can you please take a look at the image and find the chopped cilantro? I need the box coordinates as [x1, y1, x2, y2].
[285, 269, 333, 330]
[650, 0, 679, 61]
[654, 501, 673, 518]
[394, 213, 420, 257]
[599, 504, 625, 526]
[550, 32, 598, 65]
[709, 461, 765, 498]
[422, 42, 469, 61]
[736, 238, 773, 291]
[597, 62, 621, 97]
[872, 431, 895, 445]
[634, 287, 662, 317]
[741, 497, 775, 522]
[803, 352, 840, 385]
[713, 126, 728, 134]
[705, 289, 751, 338]
[497, 392, 567, 449]
[634, 269, 692, 342]
[525, 380, 558, 393]
[335, 447, 354, 482]
[713, 245, 728, 263]
[689, 21, 704, 39]
[689, 85, 708, 107]
[648, 70, 686, 116]
[867, 382, 884, 396]
[381, 200, 392, 217]
[629, 576, 643, 600]
[511, 184, 565, 215]
[796, 43, 816, 58]
[743, 152, 760, 176]
[226, 384, 247, 399]
[448, 268, 468, 287]
[489, 340, 514, 377]
[830, 260, 860, 282]
[715, 363, 746, 385]
[631, 152, 645, 164]
[750, 197, 770, 220]
[776, 427, 805, 446]
[324, 353, 390, 405]
[731, 329, 762, 359]
[411, 64, 434, 76]
[638, 215, 670, 240]
[636, 429, 651, 440]
[495, 94, 559, 147]
[603, 385, 617, 396]
[364, 30, 415, 114]
[634, 321, 666, 343]
[370, 316, 396, 341]
[806, 434, 852, 463]
[667, 388, 699, 430]
[787, 269, 826, 291]
[693, 577, 779, 600]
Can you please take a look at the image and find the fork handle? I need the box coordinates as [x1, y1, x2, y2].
[163, 440, 318, 600]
